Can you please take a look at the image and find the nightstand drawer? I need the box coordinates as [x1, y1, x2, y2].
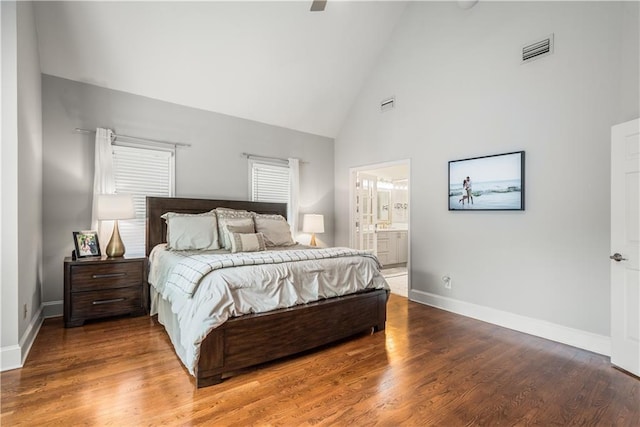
[71, 286, 143, 320]
[71, 262, 143, 291]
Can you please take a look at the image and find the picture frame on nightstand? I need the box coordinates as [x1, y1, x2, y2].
[72, 230, 101, 258]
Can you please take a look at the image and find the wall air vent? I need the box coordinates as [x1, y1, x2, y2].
[522, 34, 554, 63]
[380, 97, 395, 112]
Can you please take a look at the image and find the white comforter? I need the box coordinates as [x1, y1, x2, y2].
[148, 244, 389, 375]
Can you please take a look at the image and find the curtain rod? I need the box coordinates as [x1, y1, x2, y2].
[243, 152, 307, 164]
[75, 128, 191, 148]
[243, 152, 288, 163]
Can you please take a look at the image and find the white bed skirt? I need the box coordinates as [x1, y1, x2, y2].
[151, 287, 191, 373]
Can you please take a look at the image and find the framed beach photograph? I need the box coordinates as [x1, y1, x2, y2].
[448, 151, 525, 211]
[72, 230, 102, 258]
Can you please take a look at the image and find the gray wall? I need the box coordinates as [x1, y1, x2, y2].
[42, 75, 334, 307]
[1, 0, 43, 364]
[17, 1, 43, 340]
[335, 1, 639, 338]
[1, 0, 20, 352]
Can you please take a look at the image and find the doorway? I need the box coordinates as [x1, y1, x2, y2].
[350, 160, 410, 297]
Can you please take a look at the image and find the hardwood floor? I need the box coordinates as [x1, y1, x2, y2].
[2, 295, 638, 426]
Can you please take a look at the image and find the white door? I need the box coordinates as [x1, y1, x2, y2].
[355, 173, 378, 253]
[611, 118, 640, 376]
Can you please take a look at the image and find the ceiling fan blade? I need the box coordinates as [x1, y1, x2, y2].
[310, 0, 327, 12]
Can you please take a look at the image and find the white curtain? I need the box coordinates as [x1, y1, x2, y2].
[91, 128, 115, 247]
[288, 158, 300, 240]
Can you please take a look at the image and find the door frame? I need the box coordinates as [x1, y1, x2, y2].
[349, 159, 411, 291]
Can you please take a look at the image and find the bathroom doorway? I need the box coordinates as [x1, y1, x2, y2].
[349, 159, 410, 297]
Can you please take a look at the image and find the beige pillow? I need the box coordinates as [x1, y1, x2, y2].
[229, 232, 266, 253]
[226, 221, 256, 237]
[254, 214, 295, 247]
[161, 211, 219, 250]
[216, 208, 256, 250]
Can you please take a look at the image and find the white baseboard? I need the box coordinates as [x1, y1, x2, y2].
[42, 300, 63, 318]
[1, 304, 44, 372]
[19, 305, 44, 364]
[409, 289, 611, 356]
[0, 345, 22, 371]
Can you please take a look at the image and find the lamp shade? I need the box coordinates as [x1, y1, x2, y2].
[302, 214, 324, 233]
[97, 194, 136, 220]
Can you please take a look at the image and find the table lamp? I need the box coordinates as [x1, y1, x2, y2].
[303, 214, 324, 247]
[97, 194, 136, 257]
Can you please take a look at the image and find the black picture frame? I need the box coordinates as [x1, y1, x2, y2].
[72, 230, 102, 258]
[448, 151, 525, 211]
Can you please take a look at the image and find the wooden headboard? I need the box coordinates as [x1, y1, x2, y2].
[145, 197, 288, 256]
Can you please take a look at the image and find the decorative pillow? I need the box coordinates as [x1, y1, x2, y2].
[229, 232, 266, 253]
[161, 211, 219, 250]
[216, 208, 256, 250]
[254, 213, 295, 247]
[225, 221, 256, 237]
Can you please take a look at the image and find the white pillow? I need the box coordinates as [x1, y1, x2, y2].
[229, 232, 266, 253]
[254, 214, 295, 247]
[161, 211, 219, 250]
[216, 208, 256, 250]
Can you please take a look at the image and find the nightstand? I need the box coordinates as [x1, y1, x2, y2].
[64, 256, 147, 327]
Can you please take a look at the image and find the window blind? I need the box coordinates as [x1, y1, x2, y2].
[250, 160, 290, 204]
[112, 145, 175, 256]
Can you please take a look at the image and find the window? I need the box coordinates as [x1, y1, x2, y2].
[249, 157, 300, 236]
[112, 145, 175, 256]
[249, 159, 290, 204]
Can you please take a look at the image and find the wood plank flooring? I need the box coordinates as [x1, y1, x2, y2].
[2, 295, 638, 426]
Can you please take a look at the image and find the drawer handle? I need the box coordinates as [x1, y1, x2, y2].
[92, 273, 127, 279]
[92, 298, 126, 305]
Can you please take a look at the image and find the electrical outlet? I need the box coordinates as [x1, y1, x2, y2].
[442, 275, 452, 289]
[23, 304, 27, 319]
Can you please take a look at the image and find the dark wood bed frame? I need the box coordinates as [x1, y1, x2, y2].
[146, 197, 388, 387]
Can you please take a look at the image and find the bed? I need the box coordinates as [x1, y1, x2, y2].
[146, 196, 389, 387]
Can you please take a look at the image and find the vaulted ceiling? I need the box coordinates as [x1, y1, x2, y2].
[34, 1, 408, 138]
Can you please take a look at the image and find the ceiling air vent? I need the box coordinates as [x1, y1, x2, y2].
[522, 34, 554, 63]
[381, 97, 395, 112]
[310, 0, 327, 12]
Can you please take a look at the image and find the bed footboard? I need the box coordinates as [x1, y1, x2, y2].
[196, 289, 388, 387]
